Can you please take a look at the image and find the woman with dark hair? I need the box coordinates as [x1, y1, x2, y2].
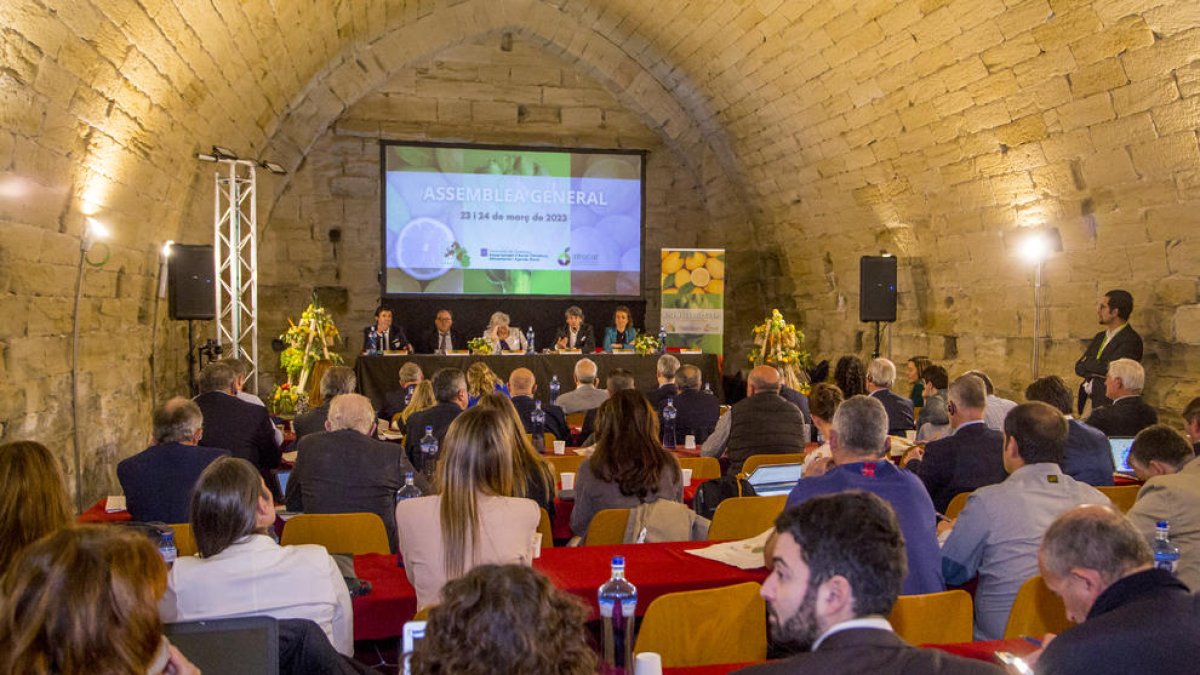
[905, 355, 932, 407]
[473, 392, 557, 520]
[410, 565, 595, 675]
[801, 383, 844, 476]
[570, 390, 683, 538]
[833, 355, 868, 398]
[0, 440, 73, 570]
[0, 525, 199, 675]
[395, 406, 539, 609]
[161, 456, 354, 655]
[602, 305, 639, 352]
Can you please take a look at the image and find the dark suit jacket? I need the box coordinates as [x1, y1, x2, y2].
[552, 323, 596, 352]
[362, 325, 409, 352]
[1086, 396, 1158, 438]
[780, 385, 812, 424]
[871, 388, 916, 436]
[292, 403, 330, 443]
[195, 391, 282, 476]
[1075, 324, 1143, 412]
[735, 628, 1004, 675]
[117, 442, 229, 524]
[647, 383, 678, 411]
[403, 401, 464, 468]
[419, 327, 465, 354]
[511, 395, 569, 442]
[665, 389, 721, 443]
[285, 429, 430, 553]
[1062, 418, 1115, 486]
[905, 421, 1006, 513]
[377, 385, 417, 423]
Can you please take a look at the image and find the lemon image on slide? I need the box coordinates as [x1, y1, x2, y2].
[395, 217, 457, 281]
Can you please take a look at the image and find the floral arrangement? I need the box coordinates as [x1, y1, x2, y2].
[269, 382, 306, 416]
[467, 337, 493, 355]
[278, 296, 344, 393]
[632, 332, 661, 355]
[748, 309, 812, 393]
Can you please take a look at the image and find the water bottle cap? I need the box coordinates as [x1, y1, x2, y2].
[425, 425, 433, 432]
[1158, 520, 1169, 528]
[612, 555, 625, 567]
[405, 471, 414, 480]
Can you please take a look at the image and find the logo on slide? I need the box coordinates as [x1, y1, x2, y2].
[557, 247, 571, 267]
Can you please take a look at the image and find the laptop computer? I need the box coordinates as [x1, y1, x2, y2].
[165, 616, 278, 675]
[746, 463, 803, 497]
[276, 469, 291, 497]
[1109, 437, 1136, 476]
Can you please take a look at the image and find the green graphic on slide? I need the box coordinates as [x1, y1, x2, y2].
[462, 270, 570, 294]
[388, 146, 570, 177]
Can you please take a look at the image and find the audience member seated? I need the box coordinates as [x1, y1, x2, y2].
[667, 364, 721, 443]
[162, 457, 353, 654]
[1035, 506, 1200, 675]
[410, 565, 596, 675]
[395, 406, 539, 609]
[375, 362, 421, 424]
[737, 492, 1002, 675]
[404, 368, 468, 475]
[419, 308, 463, 354]
[902, 374, 1006, 514]
[474, 393, 558, 521]
[915, 364, 950, 434]
[905, 355, 932, 407]
[601, 304, 638, 352]
[579, 368, 636, 444]
[508, 368, 569, 442]
[1024, 375, 1114, 486]
[1183, 396, 1200, 455]
[0, 441, 73, 569]
[118, 397, 229, 524]
[399, 380, 436, 427]
[833, 354, 868, 398]
[788, 396, 944, 594]
[482, 311, 529, 353]
[553, 305, 596, 353]
[554, 357, 609, 414]
[278, 618, 378, 674]
[801, 383, 843, 474]
[1085, 358, 1158, 438]
[286, 394, 430, 552]
[1125, 424, 1200, 590]
[963, 370, 1017, 431]
[866, 358, 915, 437]
[702, 365, 807, 475]
[571, 390, 684, 539]
[362, 305, 410, 352]
[940, 402, 1111, 640]
[295, 366, 358, 442]
[0, 526, 200, 675]
[647, 353, 680, 410]
[466, 361, 508, 407]
[194, 362, 282, 495]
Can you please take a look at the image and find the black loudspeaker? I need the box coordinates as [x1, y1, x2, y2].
[169, 244, 216, 320]
[859, 255, 897, 323]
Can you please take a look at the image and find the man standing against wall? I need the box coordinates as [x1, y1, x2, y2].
[1075, 289, 1143, 414]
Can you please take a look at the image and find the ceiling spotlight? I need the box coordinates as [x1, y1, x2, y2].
[211, 145, 238, 160]
[259, 160, 287, 175]
[161, 240, 175, 258]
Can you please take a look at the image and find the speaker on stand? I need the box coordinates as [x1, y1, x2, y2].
[168, 244, 216, 395]
[860, 255, 897, 358]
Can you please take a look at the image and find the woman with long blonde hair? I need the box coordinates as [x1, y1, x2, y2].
[473, 392, 557, 519]
[0, 441, 73, 570]
[400, 379, 437, 425]
[395, 406, 540, 609]
[465, 361, 508, 406]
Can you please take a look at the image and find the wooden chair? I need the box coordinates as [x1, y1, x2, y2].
[633, 582, 766, 667]
[1003, 576, 1072, 638]
[280, 513, 391, 555]
[1098, 485, 1140, 513]
[413, 606, 432, 621]
[708, 495, 788, 541]
[545, 454, 585, 479]
[565, 411, 586, 428]
[584, 508, 630, 545]
[740, 453, 806, 476]
[677, 456, 721, 480]
[889, 590, 974, 645]
[944, 491, 972, 520]
[538, 508, 554, 548]
[169, 523, 198, 558]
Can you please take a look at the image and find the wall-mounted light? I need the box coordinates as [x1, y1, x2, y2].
[81, 217, 109, 252]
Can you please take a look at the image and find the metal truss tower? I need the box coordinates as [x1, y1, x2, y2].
[211, 159, 260, 393]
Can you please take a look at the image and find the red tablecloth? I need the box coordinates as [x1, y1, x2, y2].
[926, 638, 1037, 661]
[78, 498, 133, 523]
[551, 479, 711, 540]
[352, 553, 417, 641]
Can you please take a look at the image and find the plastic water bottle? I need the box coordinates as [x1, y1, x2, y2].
[657, 326, 668, 354]
[662, 397, 677, 449]
[395, 472, 422, 503]
[549, 375, 561, 405]
[598, 556, 637, 673]
[1154, 520, 1181, 573]
[404, 384, 414, 407]
[531, 400, 546, 452]
[419, 426, 438, 477]
[703, 382, 714, 396]
[368, 327, 379, 354]
[159, 530, 177, 565]
[526, 326, 536, 354]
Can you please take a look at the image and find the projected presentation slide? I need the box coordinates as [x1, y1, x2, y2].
[381, 143, 643, 296]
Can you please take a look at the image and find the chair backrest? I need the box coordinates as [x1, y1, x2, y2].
[888, 590, 974, 645]
[537, 508, 554, 548]
[944, 491, 972, 520]
[584, 508, 630, 546]
[1004, 575, 1072, 638]
[677, 456, 722, 480]
[524, 432, 556, 452]
[280, 513, 391, 555]
[741, 453, 806, 476]
[165, 616, 279, 675]
[169, 523, 198, 558]
[545, 454, 585, 478]
[565, 411, 586, 428]
[1097, 485, 1139, 513]
[708, 495, 787, 541]
[719, 405, 731, 417]
[633, 581, 766, 667]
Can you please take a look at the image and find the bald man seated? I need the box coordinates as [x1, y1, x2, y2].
[701, 365, 807, 475]
[553, 358, 610, 415]
[508, 367, 569, 443]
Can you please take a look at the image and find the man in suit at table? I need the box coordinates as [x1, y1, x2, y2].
[362, 305, 410, 353]
[293, 366, 358, 443]
[194, 362, 283, 499]
[901, 374, 1006, 514]
[669, 364, 721, 444]
[1086, 359, 1158, 438]
[419, 308, 464, 354]
[376, 362, 424, 424]
[866, 358, 915, 437]
[1075, 289, 1143, 414]
[647, 353, 680, 410]
[1024, 375, 1114, 486]
[118, 397, 228, 524]
[554, 357, 609, 415]
[736, 492, 1002, 675]
[1125, 424, 1200, 591]
[404, 368, 467, 474]
[508, 368, 569, 442]
[552, 305, 596, 353]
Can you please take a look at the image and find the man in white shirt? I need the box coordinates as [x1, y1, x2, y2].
[963, 370, 1017, 431]
[554, 358, 609, 414]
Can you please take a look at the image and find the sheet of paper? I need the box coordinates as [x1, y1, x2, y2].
[684, 528, 773, 570]
[105, 495, 127, 512]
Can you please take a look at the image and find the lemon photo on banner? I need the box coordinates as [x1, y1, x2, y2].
[660, 248, 725, 354]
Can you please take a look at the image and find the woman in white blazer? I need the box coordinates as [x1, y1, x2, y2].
[482, 311, 530, 353]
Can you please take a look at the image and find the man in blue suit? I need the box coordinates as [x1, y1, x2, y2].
[866, 358, 915, 437]
[1025, 375, 1114, 486]
[117, 397, 228, 523]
